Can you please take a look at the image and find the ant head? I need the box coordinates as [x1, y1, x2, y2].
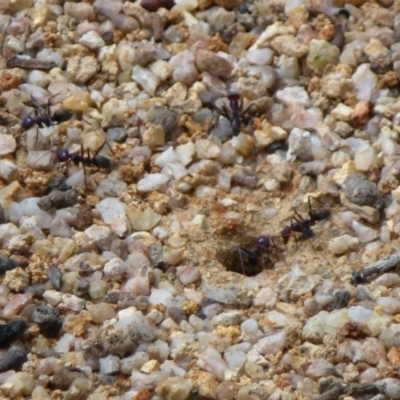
[22, 116, 35, 130]
[256, 235, 272, 250]
[56, 149, 70, 162]
[227, 91, 241, 101]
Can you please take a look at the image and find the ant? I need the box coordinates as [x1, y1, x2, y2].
[281, 196, 331, 244]
[224, 235, 275, 276]
[56, 141, 113, 188]
[22, 94, 73, 147]
[210, 91, 261, 137]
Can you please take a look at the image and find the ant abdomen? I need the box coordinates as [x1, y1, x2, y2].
[93, 155, 112, 170]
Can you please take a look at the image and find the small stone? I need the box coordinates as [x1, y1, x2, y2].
[66, 56, 98, 84]
[270, 34, 308, 58]
[99, 354, 120, 375]
[0, 347, 27, 373]
[176, 266, 201, 285]
[328, 234, 359, 255]
[197, 347, 229, 381]
[169, 50, 199, 86]
[195, 49, 233, 77]
[3, 293, 32, 318]
[0, 320, 27, 346]
[351, 220, 378, 243]
[286, 128, 313, 161]
[1, 371, 35, 397]
[78, 31, 105, 49]
[331, 103, 353, 122]
[132, 65, 160, 96]
[307, 39, 340, 74]
[254, 331, 287, 355]
[32, 305, 63, 338]
[195, 139, 221, 159]
[140, 359, 160, 373]
[137, 174, 169, 193]
[0, 134, 17, 155]
[211, 311, 241, 326]
[342, 174, 383, 209]
[156, 377, 193, 400]
[352, 64, 378, 102]
[51, 366, 87, 391]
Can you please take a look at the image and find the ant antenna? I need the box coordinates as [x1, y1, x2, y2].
[0, 19, 11, 60]
[82, 117, 114, 156]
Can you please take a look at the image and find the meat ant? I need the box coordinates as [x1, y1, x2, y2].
[210, 91, 261, 137]
[281, 196, 331, 244]
[56, 141, 113, 188]
[224, 235, 276, 276]
[22, 94, 73, 147]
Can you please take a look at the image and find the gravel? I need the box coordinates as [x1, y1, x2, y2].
[1, 0, 400, 399]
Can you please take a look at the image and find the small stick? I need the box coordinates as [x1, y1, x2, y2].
[351, 252, 400, 284]
[314, 382, 379, 400]
[6, 56, 57, 70]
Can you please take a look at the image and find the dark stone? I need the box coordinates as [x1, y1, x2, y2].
[342, 174, 384, 209]
[32, 305, 62, 338]
[328, 290, 352, 311]
[102, 291, 120, 304]
[73, 277, 90, 298]
[146, 105, 178, 140]
[106, 127, 127, 143]
[24, 283, 46, 298]
[0, 257, 18, 274]
[47, 265, 62, 290]
[50, 367, 86, 391]
[0, 203, 6, 224]
[149, 243, 166, 270]
[0, 347, 27, 372]
[0, 320, 28, 347]
[44, 175, 70, 195]
[168, 306, 186, 324]
[232, 166, 258, 188]
[110, 239, 128, 260]
[117, 293, 149, 311]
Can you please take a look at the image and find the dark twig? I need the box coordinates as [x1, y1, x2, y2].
[351, 252, 400, 284]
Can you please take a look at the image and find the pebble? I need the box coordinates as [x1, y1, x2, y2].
[32, 305, 63, 338]
[0, 134, 17, 156]
[137, 174, 169, 193]
[1, 371, 35, 397]
[328, 234, 359, 255]
[254, 331, 287, 355]
[342, 174, 383, 209]
[0, 347, 27, 373]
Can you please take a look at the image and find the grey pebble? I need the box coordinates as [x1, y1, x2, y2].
[342, 174, 383, 209]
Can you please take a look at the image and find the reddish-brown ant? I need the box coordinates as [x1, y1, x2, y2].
[281, 196, 331, 244]
[56, 141, 113, 188]
[224, 235, 276, 276]
[210, 91, 261, 137]
[22, 94, 73, 147]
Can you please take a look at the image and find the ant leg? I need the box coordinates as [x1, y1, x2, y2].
[207, 111, 220, 137]
[243, 102, 262, 117]
[307, 195, 331, 222]
[80, 144, 88, 189]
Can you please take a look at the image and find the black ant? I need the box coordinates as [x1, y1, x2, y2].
[224, 235, 276, 276]
[210, 91, 261, 137]
[281, 196, 331, 244]
[56, 141, 113, 188]
[22, 95, 73, 146]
